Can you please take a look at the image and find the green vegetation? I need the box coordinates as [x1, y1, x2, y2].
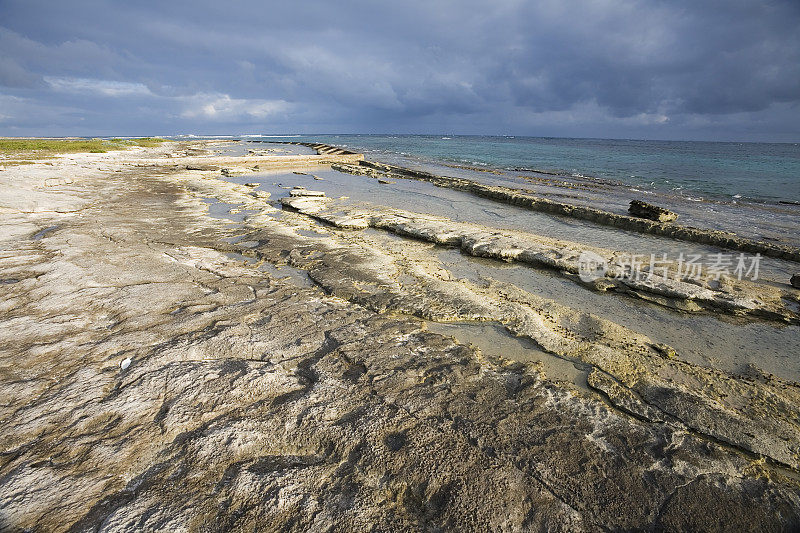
[0, 137, 167, 159]
[109, 137, 167, 147]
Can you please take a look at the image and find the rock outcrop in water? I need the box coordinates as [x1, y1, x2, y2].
[628, 199, 679, 222]
[1, 141, 799, 531]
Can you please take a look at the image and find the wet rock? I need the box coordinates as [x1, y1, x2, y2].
[628, 200, 678, 222]
[791, 273, 800, 289]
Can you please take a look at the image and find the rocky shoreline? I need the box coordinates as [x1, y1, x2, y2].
[280, 194, 799, 324]
[328, 159, 800, 262]
[1, 140, 799, 531]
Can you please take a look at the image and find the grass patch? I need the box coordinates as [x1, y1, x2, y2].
[110, 137, 167, 147]
[0, 137, 167, 158]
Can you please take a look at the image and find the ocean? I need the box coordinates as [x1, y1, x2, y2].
[240, 134, 800, 205]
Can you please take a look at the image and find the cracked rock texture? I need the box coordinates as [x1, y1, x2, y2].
[281, 195, 798, 323]
[1, 143, 799, 532]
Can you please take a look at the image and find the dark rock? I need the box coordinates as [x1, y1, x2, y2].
[791, 273, 800, 289]
[384, 431, 407, 451]
[628, 200, 678, 222]
[651, 343, 677, 359]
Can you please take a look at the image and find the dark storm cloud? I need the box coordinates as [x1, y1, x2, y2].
[0, 0, 798, 140]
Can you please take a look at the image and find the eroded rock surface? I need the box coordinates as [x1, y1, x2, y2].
[1, 143, 799, 531]
[629, 199, 679, 222]
[280, 195, 798, 324]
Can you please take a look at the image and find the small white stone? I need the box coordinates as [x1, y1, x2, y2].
[290, 189, 325, 197]
[120, 357, 132, 370]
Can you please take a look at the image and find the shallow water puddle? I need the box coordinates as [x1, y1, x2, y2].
[437, 248, 800, 381]
[424, 320, 590, 389]
[201, 198, 258, 223]
[224, 251, 258, 265]
[257, 261, 318, 289]
[223, 250, 318, 289]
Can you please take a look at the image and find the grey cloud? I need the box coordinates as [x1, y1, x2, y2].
[0, 56, 41, 88]
[0, 0, 798, 139]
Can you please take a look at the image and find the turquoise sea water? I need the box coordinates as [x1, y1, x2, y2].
[243, 134, 800, 204]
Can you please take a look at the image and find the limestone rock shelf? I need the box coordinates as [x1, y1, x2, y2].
[0, 140, 798, 531]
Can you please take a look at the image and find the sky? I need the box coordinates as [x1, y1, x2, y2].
[1, 0, 799, 141]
